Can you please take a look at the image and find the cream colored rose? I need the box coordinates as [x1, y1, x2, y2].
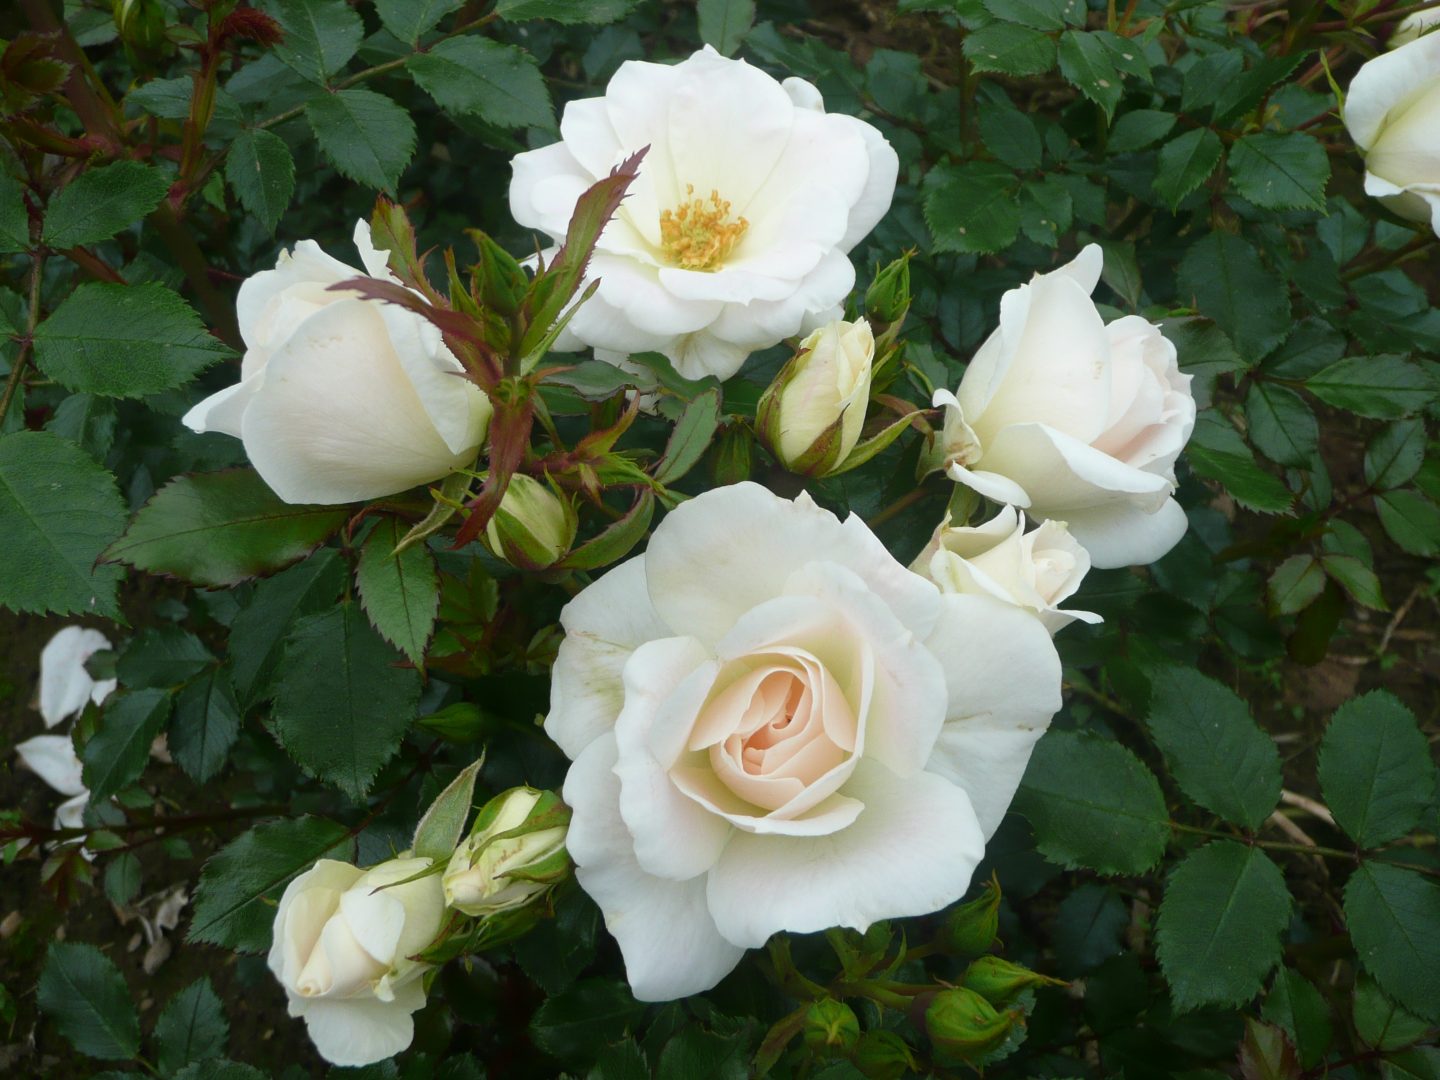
[268, 857, 445, 1067]
[761, 318, 875, 473]
[183, 222, 492, 504]
[934, 245, 1195, 569]
[1392, 10, 1440, 50]
[910, 506, 1100, 635]
[1343, 32, 1440, 236]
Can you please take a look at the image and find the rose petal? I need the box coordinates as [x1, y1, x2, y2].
[1060, 495, 1190, 570]
[38, 626, 113, 728]
[293, 987, 422, 1067]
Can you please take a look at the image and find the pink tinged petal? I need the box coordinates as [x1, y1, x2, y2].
[705, 760, 984, 948]
[1061, 495, 1190, 570]
[922, 594, 1061, 836]
[1343, 32, 1440, 151]
[239, 299, 474, 504]
[980, 422, 1172, 516]
[15, 734, 86, 796]
[295, 993, 421, 1067]
[831, 114, 900, 251]
[670, 765, 865, 835]
[644, 483, 940, 648]
[547, 557, 671, 760]
[564, 734, 745, 1001]
[38, 626, 113, 727]
[612, 637, 732, 881]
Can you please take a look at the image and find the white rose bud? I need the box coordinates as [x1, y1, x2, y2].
[758, 318, 875, 475]
[1343, 32, 1440, 236]
[483, 475, 579, 570]
[443, 787, 570, 917]
[1392, 9, 1440, 48]
[267, 856, 445, 1067]
[910, 506, 1101, 635]
[183, 221, 493, 505]
[933, 245, 1195, 570]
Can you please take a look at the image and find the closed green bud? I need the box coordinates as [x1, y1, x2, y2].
[864, 253, 911, 326]
[803, 998, 860, 1056]
[924, 987, 1015, 1060]
[484, 473, 578, 570]
[710, 423, 753, 486]
[113, 0, 167, 52]
[961, 956, 1065, 1004]
[442, 787, 569, 916]
[853, 1030, 916, 1080]
[943, 875, 1000, 955]
[474, 231, 528, 318]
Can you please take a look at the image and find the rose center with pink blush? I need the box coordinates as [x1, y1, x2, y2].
[688, 654, 858, 812]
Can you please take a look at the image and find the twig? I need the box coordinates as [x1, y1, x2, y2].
[0, 252, 45, 429]
[1281, 789, 1337, 827]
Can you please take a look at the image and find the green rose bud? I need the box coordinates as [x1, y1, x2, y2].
[961, 955, 1066, 1004]
[803, 998, 860, 1056]
[942, 875, 1001, 956]
[442, 787, 569, 916]
[924, 987, 1015, 1060]
[484, 473, 578, 570]
[864, 253, 911, 327]
[853, 1030, 917, 1080]
[113, 0, 167, 53]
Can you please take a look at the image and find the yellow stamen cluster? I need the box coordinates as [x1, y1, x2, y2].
[659, 185, 748, 271]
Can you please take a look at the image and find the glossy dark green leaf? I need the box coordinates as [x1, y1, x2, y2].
[962, 23, 1056, 77]
[1228, 132, 1329, 211]
[228, 549, 346, 708]
[1375, 489, 1440, 556]
[1318, 691, 1436, 848]
[1177, 232, 1291, 363]
[1153, 128, 1223, 211]
[269, 0, 363, 84]
[1307, 355, 1435, 419]
[154, 979, 229, 1075]
[1345, 863, 1440, 1022]
[698, 0, 755, 55]
[171, 669, 243, 784]
[407, 37, 554, 130]
[530, 979, 646, 1064]
[306, 88, 416, 192]
[41, 161, 169, 249]
[37, 942, 140, 1060]
[1268, 555, 1325, 615]
[375, 0, 464, 42]
[225, 129, 295, 233]
[81, 688, 171, 800]
[1186, 413, 1293, 514]
[1262, 968, 1332, 1069]
[357, 516, 440, 666]
[1246, 382, 1319, 468]
[924, 161, 1020, 254]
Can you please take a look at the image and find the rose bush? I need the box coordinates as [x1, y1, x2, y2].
[546, 482, 1062, 999]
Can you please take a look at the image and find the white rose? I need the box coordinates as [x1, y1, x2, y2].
[1392, 9, 1440, 49]
[545, 482, 1061, 1001]
[761, 318, 875, 473]
[442, 786, 569, 916]
[268, 857, 445, 1067]
[1343, 32, 1440, 235]
[934, 245, 1195, 570]
[183, 222, 493, 505]
[910, 506, 1101, 635]
[38, 625, 115, 728]
[508, 46, 898, 381]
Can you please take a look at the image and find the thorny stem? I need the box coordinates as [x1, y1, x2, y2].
[0, 252, 46, 429]
[1170, 822, 1440, 878]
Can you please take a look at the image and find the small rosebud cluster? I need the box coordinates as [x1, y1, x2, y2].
[443, 786, 570, 916]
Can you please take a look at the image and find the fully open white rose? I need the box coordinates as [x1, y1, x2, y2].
[508, 46, 898, 381]
[546, 482, 1061, 1001]
[1343, 31, 1440, 235]
[910, 506, 1100, 635]
[268, 857, 445, 1066]
[934, 245, 1195, 569]
[183, 222, 492, 504]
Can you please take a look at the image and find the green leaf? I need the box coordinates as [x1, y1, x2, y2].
[657, 1026, 752, 1080]
[41, 162, 169, 249]
[189, 815, 354, 951]
[104, 469, 348, 588]
[374, 0, 464, 43]
[0, 170, 30, 253]
[104, 853, 142, 907]
[412, 757, 484, 861]
[305, 88, 416, 192]
[171, 670, 243, 784]
[1318, 691, 1436, 848]
[1057, 30, 1122, 118]
[0, 430, 126, 618]
[1354, 976, 1430, 1051]
[587, 1039, 650, 1080]
[1245, 382, 1319, 468]
[1177, 232, 1291, 363]
[1385, 1049, 1440, 1080]
[1364, 421, 1425, 491]
[1145, 665, 1282, 829]
[118, 626, 214, 689]
[225, 129, 295, 233]
[1268, 555, 1326, 616]
[357, 515, 440, 666]
[407, 37, 554, 130]
[32, 283, 230, 398]
[978, 105, 1042, 171]
[961, 23, 1056, 77]
[530, 979, 646, 1063]
[1228, 132, 1330, 211]
[272, 603, 422, 800]
[1107, 109, 1177, 153]
[654, 387, 722, 486]
[81, 688, 172, 801]
[173, 1063, 265, 1080]
[1307, 354, 1437, 419]
[154, 979, 229, 1076]
[1185, 413, 1293, 514]
[698, 0, 755, 55]
[37, 942, 140, 1060]
[268, 0, 364, 84]
[228, 549, 345, 708]
[1376, 489, 1440, 556]
[1053, 883, 1128, 974]
[45, 394, 117, 462]
[1262, 969, 1332, 1069]
[982, 0, 1083, 30]
[924, 161, 1020, 255]
[1345, 863, 1440, 1022]
[1155, 842, 1291, 1011]
[495, 0, 640, 23]
[1320, 553, 1386, 611]
[1153, 128, 1223, 211]
[1014, 729, 1170, 876]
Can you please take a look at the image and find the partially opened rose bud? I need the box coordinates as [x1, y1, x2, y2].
[803, 998, 860, 1056]
[865, 253, 911, 327]
[942, 876, 1001, 956]
[757, 318, 875, 476]
[443, 786, 569, 916]
[961, 956, 1065, 1004]
[924, 987, 1015, 1060]
[1391, 9, 1440, 47]
[483, 474, 578, 570]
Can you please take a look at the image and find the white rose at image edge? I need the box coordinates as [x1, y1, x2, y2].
[38, 625, 115, 728]
[936, 245, 1196, 570]
[182, 222, 492, 505]
[268, 857, 445, 1067]
[1343, 31, 1440, 235]
[545, 482, 1062, 1001]
[507, 46, 899, 381]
